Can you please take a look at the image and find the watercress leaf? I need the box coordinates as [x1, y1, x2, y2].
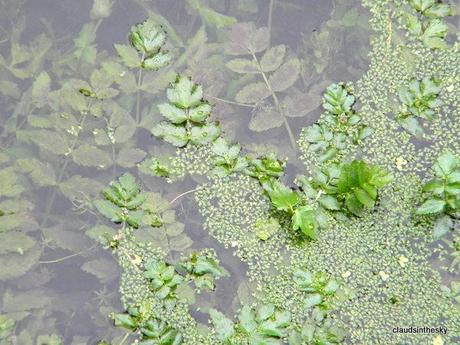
[226, 58, 259, 73]
[256, 304, 275, 322]
[318, 195, 340, 210]
[405, 13, 422, 35]
[235, 82, 270, 104]
[189, 123, 221, 145]
[265, 181, 299, 212]
[424, 3, 451, 18]
[249, 107, 284, 132]
[143, 51, 172, 70]
[189, 102, 212, 123]
[196, 5, 237, 29]
[32, 71, 51, 106]
[433, 215, 453, 239]
[167, 76, 203, 108]
[260, 45, 286, 72]
[114, 43, 140, 68]
[292, 206, 318, 239]
[293, 269, 314, 289]
[421, 19, 448, 49]
[304, 293, 322, 308]
[239, 306, 257, 333]
[158, 103, 188, 124]
[194, 256, 229, 277]
[94, 199, 122, 223]
[268, 58, 300, 92]
[112, 313, 137, 330]
[15, 158, 56, 187]
[416, 199, 446, 215]
[354, 188, 375, 208]
[398, 116, 425, 137]
[423, 180, 444, 194]
[434, 152, 458, 176]
[209, 309, 234, 341]
[345, 194, 363, 216]
[152, 122, 189, 147]
[129, 19, 167, 54]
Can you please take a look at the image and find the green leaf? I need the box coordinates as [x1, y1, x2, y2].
[304, 293, 322, 308]
[354, 188, 375, 208]
[260, 45, 286, 72]
[152, 122, 189, 147]
[209, 309, 235, 341]
[264, 180, 299, 212]
[422, 19, 448, 49]
[32, 71, 51, 105]
[94, 199, 123, 223]
[292, 206, 318, 239]
[434, 152, 458, 177]
[190, 123, 221, 145]
[129, 18, 167, 54]
[143, 51, 172, 70]
[167, 75, 203, 109]
[158, 103, 188, 124]
[416, 199, 446, 215]
[114, 43, 140, 68]
[318, 195, 340, 210]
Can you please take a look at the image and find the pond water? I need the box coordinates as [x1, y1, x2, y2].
[1, 0, 459, 344]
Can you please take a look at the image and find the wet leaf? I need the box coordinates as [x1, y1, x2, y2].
[82, 258, 119, 283]
[249, 107, 284, 132]
[268, 58, 300, 92]
[260, 45, 286, 72]
[226, 22, 269, 55]
[226, 58, 259, 74]
[235, 82, 270, 104]
[116, 148, 147, 168]
[72, 144, 113, 168]
[114, 43, 140, 68]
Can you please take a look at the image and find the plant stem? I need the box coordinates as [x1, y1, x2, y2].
[208, 96, 255, 108]
[268, 0, 275, 46]
[135, 53, 145, 124]
[251, 52, 297, 149]
[169, 188, 199, 205]
[39, 244, 97, 264]
[40, 112, 89, 229]
[118, 332, 130, 345]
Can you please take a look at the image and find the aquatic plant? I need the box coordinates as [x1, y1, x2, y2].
[416, 152, 460, 238]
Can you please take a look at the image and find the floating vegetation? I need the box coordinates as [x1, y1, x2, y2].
[0, 0, 459, 344]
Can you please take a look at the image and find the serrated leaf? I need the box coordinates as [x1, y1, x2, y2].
[209, 309, 235, 341]
[226, 58, 259, 73]
[15, 158, 56, 187]
[249, 107, 284, 132]
[416, 199, 446, 215]
[226, 22, 269, 55]
[81, 258, 118, 283]
[116, 148, 146, 168]
[72, 144, 113, 168]
[235, 82, 270, 104]
[190, 123, 221, 145]
[260, 45, 286, 72]
[268, 58, 300, 92]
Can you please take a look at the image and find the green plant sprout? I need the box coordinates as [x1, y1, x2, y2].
[397, 77, 442, 136]
[209, 303, 291, 345]
[152, 75, 220, 147]
[405, 0, 452, 49]
[416, 152, 460, 239]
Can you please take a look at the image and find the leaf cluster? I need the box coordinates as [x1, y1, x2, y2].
[177, 251, 230, 290]
[302, 83, 372, 163]
[405, 0, 452, 49]
[152, 75, 220, 147]
[397, 77, 442, 136]
[115, 17, 172, 70]
[112, 305, 183, 345]
[416, 152, 460, 238]
[144, 258, 184, 301]
[211, 137, 248, 177]
[210, 303, 291, 344]
[298, 160, 393, 217]
[94, 173, 145, 228]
